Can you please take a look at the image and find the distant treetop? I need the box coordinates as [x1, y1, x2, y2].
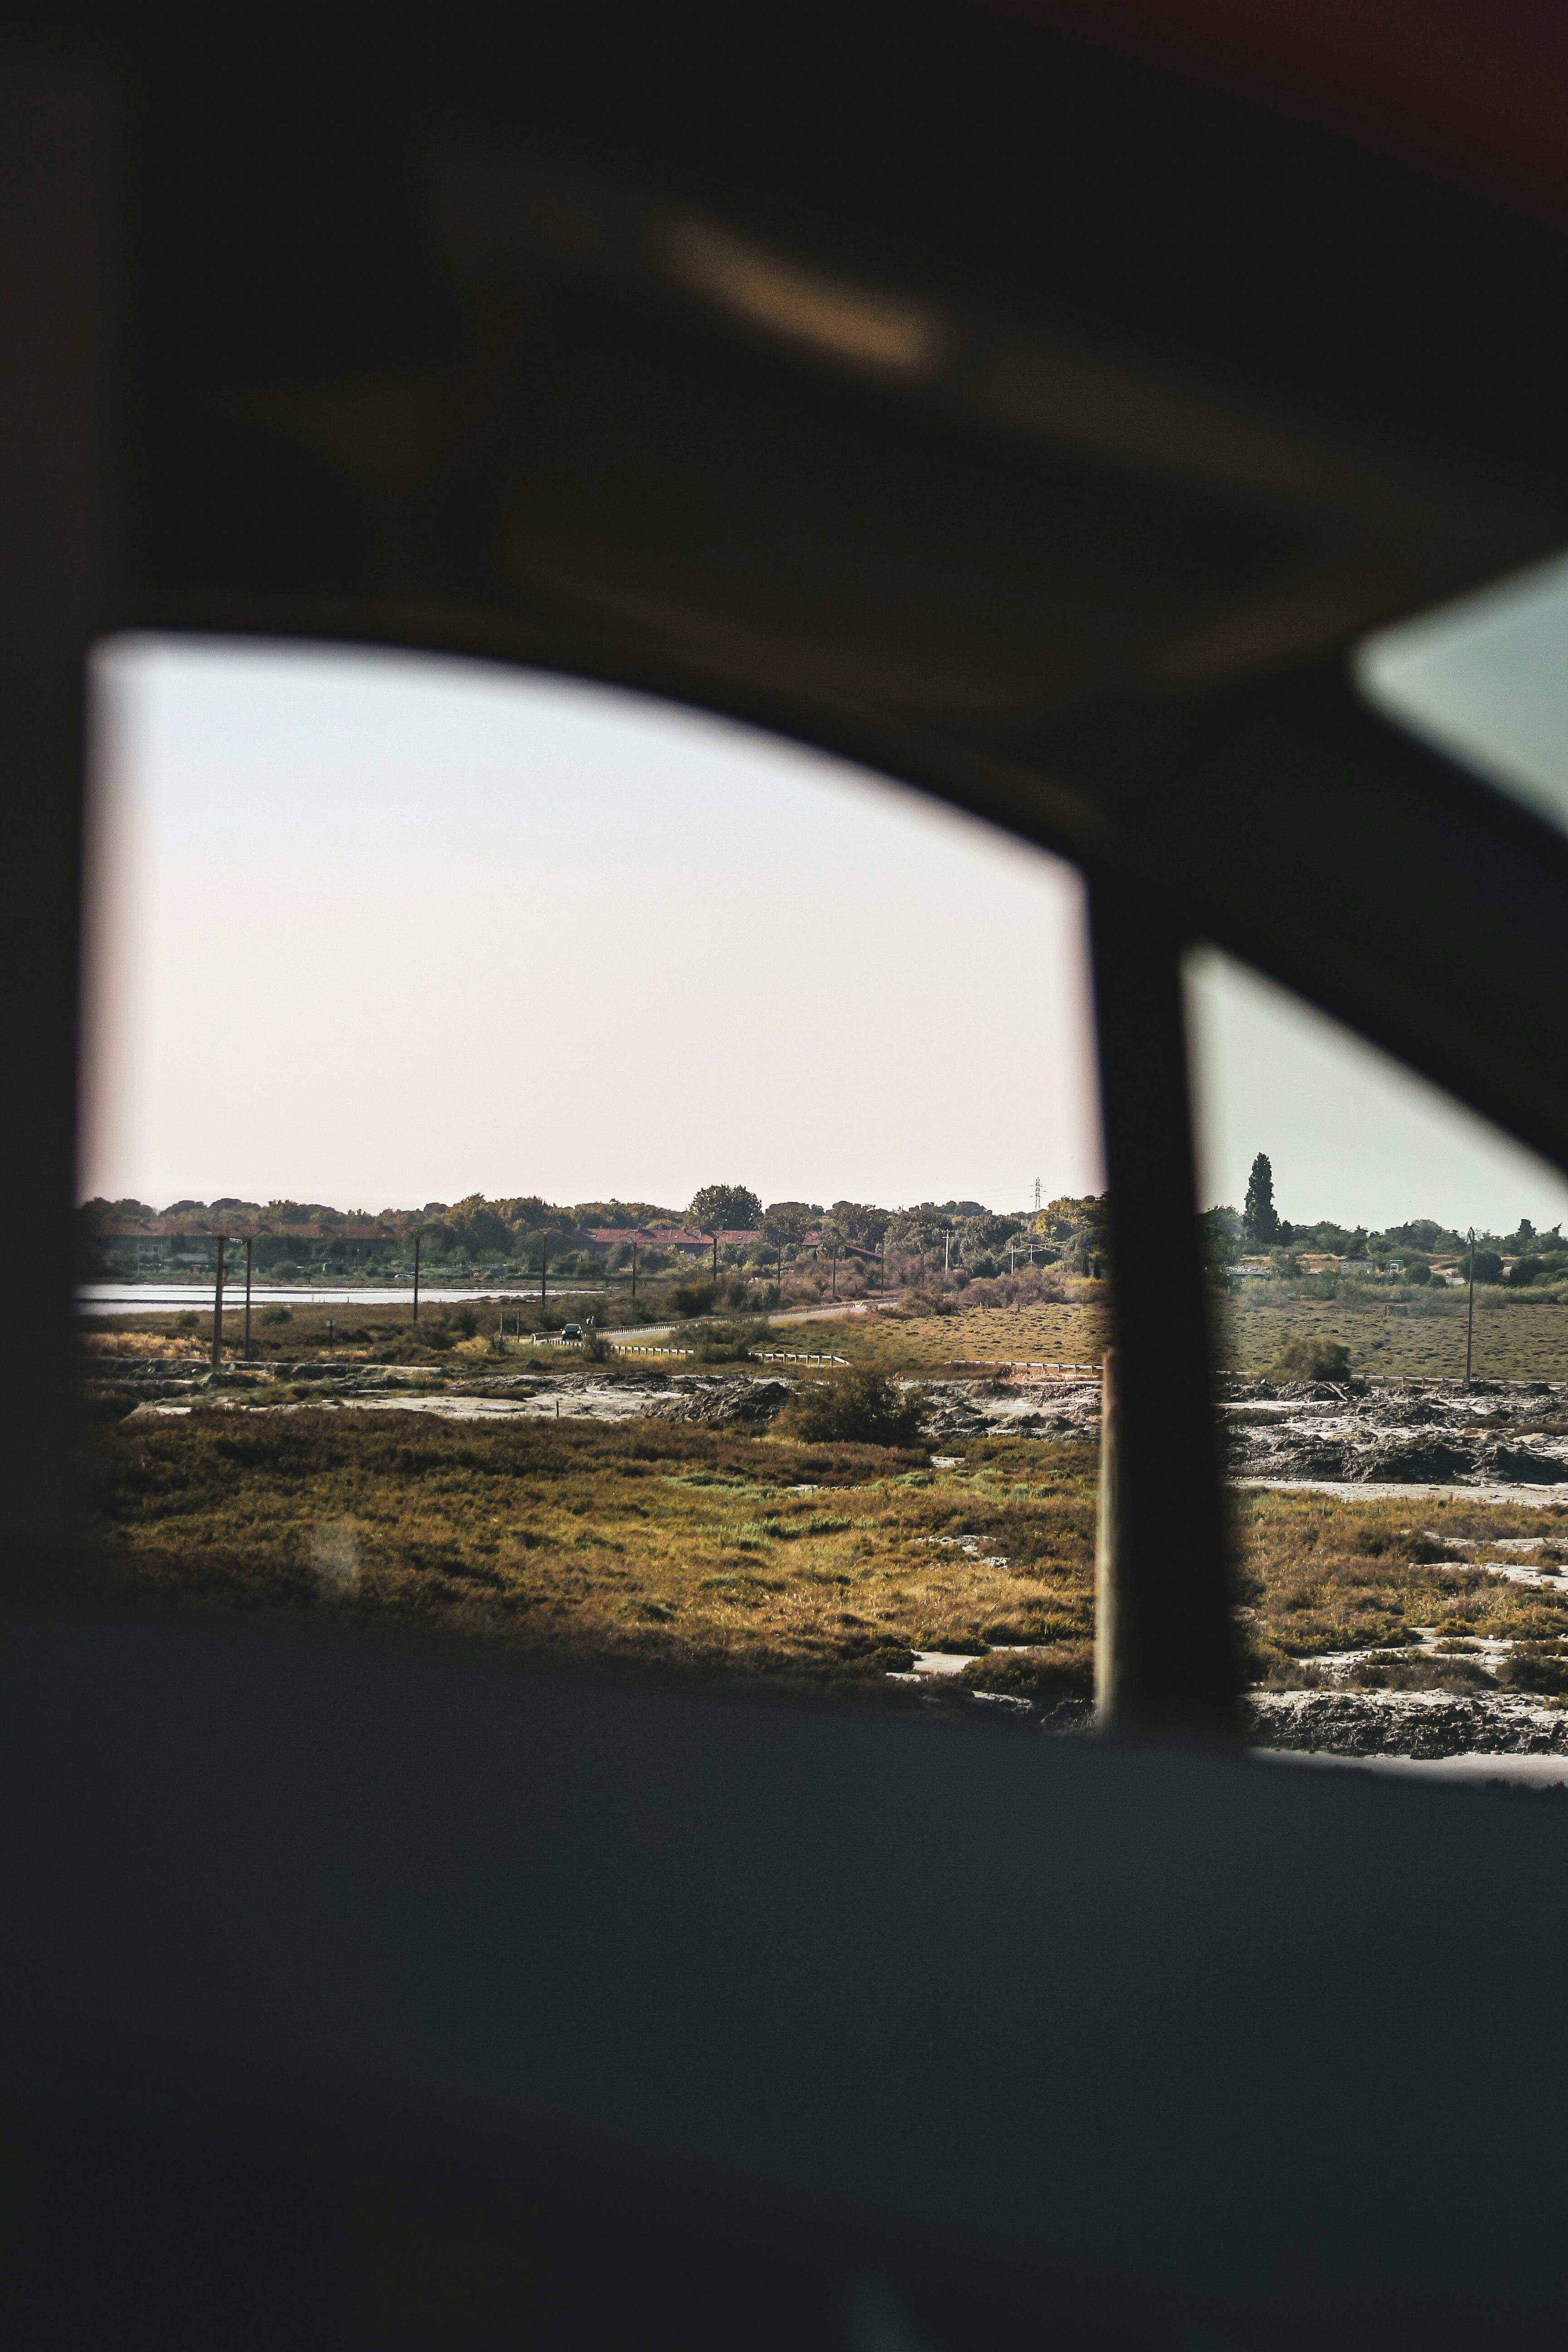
[687, 1183, 763, 1234]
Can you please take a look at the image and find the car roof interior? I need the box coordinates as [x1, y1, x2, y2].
[5, 5, 1568, 2342]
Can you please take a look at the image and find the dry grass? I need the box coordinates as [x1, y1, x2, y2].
[1232, 1487, 1568, 1684]
[783, 1300, 1110, 1378]
[90, 1411, 1097, 1686]
[93, 1382, 1568, 1707]
[1215, 1288, 1568, 1381]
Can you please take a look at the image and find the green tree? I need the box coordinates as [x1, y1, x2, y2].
[1244, 1153, 1280, 1245]
[760, 1200, 818, 1249]
[826, 1200, 891, 1248]
[687, 1183, 763, 1233]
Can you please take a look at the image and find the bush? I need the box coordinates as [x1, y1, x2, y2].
[779, 1370, 926, 1448]
[1509, 1256, 1568, 1288]
[959, 1642, 1094, 1703]
[1351, 1656, 1494, 1691]
[1403, 1263, 1431, 1286]
[450, 1304, 479, 1338]
[1499, 1645, 1568, 1695]
[260, 1304, 292, 1327]
[582, 1331, 612, 1362]
[271, 1259, 300, 1279]
[420, 1315, 455, 1352]
[669, 1279, 718, 1318]
[687, 1318, 767, 1364]
[175, 1311, 199, 1331]
[1271, 1336, 1352, 1382]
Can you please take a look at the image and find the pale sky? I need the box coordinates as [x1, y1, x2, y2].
[1185, 948, 1568, 1238]
[81, 639, 1102, 1215]
[83, 556, 1568, 1237]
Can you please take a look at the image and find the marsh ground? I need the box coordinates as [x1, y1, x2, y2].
[89, 1411, 1098, 1693]
[91, 1389, 1568, 1715]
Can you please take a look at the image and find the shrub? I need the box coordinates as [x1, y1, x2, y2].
[582, 1331, 612, 1363]
[1404, 1263, 1432, 1286]
[779, 1370, 926, 1448]
[1271, 1336, 1352, 1382]
[960, 1642, 1094, 1703]
[420, 1315, 455, 1352]
[1499, 1646, 1568, 1695]
[271, 1259, 300, 1279]
[669, 1279, 718, 1318]
[1351, 1656, 1494, 1691]
[175, 1311, 199, 1331]
[260, 1304, 292, 1327]
[899, 1289, 955, 1318]
[451, 1304, 479, 1338]
[687, 1318, 766, 1364]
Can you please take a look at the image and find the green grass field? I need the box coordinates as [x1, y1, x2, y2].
[1214, 1288, 1568, 1381]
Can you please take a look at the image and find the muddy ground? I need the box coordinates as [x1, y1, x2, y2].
[1224, 1376, 1568, 1487]
[101, 1357, 1106, 1442]
[92, 1357, 1568, 1764]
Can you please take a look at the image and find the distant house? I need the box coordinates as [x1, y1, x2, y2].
[1340, 1258, 1375, 1275]
[643, 1226, 716, 1258]
[1295, 1254, 1341, 1275]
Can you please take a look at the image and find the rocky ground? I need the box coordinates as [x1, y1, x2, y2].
[1224, 1376, 1568, 1486]
[1242, 1689, 1568, 1759]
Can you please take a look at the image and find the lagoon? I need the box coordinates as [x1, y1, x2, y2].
[77, 1282, 605, 1315]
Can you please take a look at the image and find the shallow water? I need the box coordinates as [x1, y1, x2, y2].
[78, 1282, 600, 1314]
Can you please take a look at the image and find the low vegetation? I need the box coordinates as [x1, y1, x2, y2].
[1234, 1487, 1568, 1690]
[89, 1413, 1099, 1690]
[1215, 1288, 1568, 1382]
[79, 1295, 1113, 1382]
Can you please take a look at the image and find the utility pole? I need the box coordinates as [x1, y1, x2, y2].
[541, 1232, 550, 1307]
[211, 1233, 226, 1372]
[1465, 1226, 1477, 1385]
[711, 1231, 718, 1281]
[944, 1227, 951, 1274]
[243, 1234, 253, 1359]
[630, 1243, 637, 1302]
[412, 1231, 422, 1325]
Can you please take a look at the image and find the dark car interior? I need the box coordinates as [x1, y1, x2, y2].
[5, 5, 1568, 2342]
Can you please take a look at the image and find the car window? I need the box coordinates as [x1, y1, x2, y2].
[80, 637, 1109, 1732]
[1186, 944, 1568, 1772]
[1356, 547, 1568, 837]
